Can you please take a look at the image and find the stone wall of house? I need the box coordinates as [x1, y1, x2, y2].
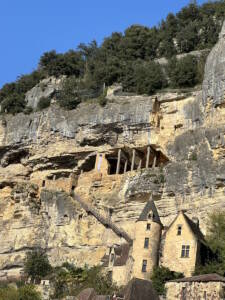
[132, 220, 161, 280]
[161, 213, 198, 277]
[166, 281, 225, 300]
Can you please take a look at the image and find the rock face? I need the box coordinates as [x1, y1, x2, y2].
[0, 24, 225, 281]
[203, 21, 225, 108]
[25, 77, 63, 109]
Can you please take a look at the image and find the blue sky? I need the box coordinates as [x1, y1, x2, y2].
[0, 0, 208, 88]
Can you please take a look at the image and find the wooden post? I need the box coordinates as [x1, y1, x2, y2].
[138, 159, 142, 170]
[124, 160, 128, 174]
[131, 149, 136, 171]
[153, 155, 157, 169]
[116, 149, 121, 174]
[146, 146, 150, 169]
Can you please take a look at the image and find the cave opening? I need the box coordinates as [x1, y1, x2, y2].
[80, 154, 96, 173]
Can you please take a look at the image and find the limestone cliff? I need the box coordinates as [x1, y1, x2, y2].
[0, 24, 225, 281]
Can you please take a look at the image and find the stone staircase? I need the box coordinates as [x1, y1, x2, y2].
[70, 192, 133, 245]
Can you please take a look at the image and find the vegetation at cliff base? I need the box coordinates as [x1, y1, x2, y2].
[24, 250, 52, 283]
[52, 263, 117, 299]
[0, 284, 41, 300]
[151, 266, 184, 295]
[0, 1, 225, 114]
[194, 211, 225, 276]
[22, 250, 117, 299]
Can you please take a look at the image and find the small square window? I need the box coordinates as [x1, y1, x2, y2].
[181, 245, 190, 258]
[142, 260, 147, 272]
[144, 238, 149, 249]
[146, 223, 151, 230]
[177, 225, 182, 235]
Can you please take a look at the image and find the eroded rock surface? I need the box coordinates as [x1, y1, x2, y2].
[0, 24, 225, 280]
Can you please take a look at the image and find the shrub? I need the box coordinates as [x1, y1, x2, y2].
[167, 55, 198, 88]
[190, 152, 197, 161]
[37, 96, 51, 110]
[98, 88, 107, 107]
[195, 211, 225, 276]
[151, 266, 184, 295]
[0, 285, 41, 300]
[132, 61, 167, 95]
[52, 265, 117, 298]
[0, 71, 44, 114]
[1, 93, 26, 114]
[57, 76, 81, 110]
[24, 250, 52, 282]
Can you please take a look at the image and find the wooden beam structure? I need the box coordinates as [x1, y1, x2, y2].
[131, 149, 136, 171]
[124, 160, 128, 173]
[116, 149, 121, 174]
[146, 146, 150, 169]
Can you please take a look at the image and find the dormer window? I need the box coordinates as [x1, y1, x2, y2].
[177, 225, 182, 235]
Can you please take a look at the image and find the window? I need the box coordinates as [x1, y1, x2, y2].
[42, 180, 45, 187]
[181, 245, 190, 258]
[146, 223, 151, 231]
[142, 260, 147, 272]
[177, 225, 182, 235]
[144, 238, 149, 249]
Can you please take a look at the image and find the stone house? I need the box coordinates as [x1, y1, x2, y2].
[102, 200, 210, 286]
[160, 210, 208, 277]
[101, 243, 133, 287]
[132, 201, 162, 280]
[165, 273, 225, 300]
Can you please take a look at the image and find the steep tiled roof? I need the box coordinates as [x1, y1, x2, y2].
[183, 213, 205, 242]
[164, 211, 205, 243]
[114, 243, 130, 266]
[137, 200, 162, 225]
[169, 273, 225, 283]
[123, 278, 159, 300]
[101, 243, 130, 267]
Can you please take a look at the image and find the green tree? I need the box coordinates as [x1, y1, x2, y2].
[195, 211, 225, 276]
[133, 61, 167, 95]
[37, 96, 51, 110]
[151, 266, 184, 295]
[1, 93, 26, 114]
[24, 250, 52, 282]
[0, 285, 41, 300]
[57, 77, 81, 110]
[39, 50, 84, 77]
[167, 55, 198, 88]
